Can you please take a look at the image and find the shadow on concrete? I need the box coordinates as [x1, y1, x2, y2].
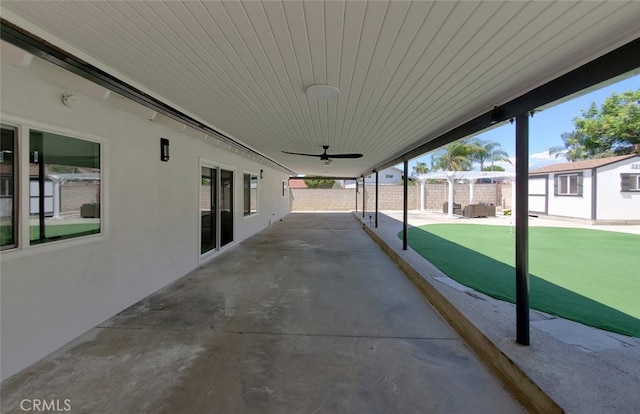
[399, 225, 639, 338]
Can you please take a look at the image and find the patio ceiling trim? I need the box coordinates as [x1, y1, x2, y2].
[369, 37, 640, 176]
[0, 18, 295, 175]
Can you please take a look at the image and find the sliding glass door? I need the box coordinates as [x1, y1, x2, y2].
[201, 167, 217, 254]
[220, 169, 233, 248]
[200, 166, 233, 255]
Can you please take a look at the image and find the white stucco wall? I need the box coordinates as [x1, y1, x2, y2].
[0, 58, 290, 380]
[595, 158, 640, 220]
[528, 176, 547, 214]
[546, 170, 593, 219]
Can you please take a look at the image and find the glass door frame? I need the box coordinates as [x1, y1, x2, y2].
[199, 159, 235, 262]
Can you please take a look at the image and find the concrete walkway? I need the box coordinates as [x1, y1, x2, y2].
[1, 213, 523, 414]
[360, 210, 640, 414]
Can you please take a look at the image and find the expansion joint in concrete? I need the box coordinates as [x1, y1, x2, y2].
[97, 325, 201, 333]
[219, 330, 459, 341]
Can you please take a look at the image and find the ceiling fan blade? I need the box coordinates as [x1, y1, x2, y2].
[282, 146, 363, 160]
[281, 151, 322, 157]
[328, 153, 363, 159]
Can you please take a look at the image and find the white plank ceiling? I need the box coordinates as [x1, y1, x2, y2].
[2, 1, 640, 177]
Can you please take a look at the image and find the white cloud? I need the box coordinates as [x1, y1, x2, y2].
[493, 154, 567, 171]
[530, 151, 556, 160]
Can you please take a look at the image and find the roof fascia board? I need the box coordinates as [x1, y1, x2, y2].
[532, 154, 640, 174]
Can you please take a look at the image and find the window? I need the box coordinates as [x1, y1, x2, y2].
[620, 173, 640, 192]
[1, 126, 17, 250]
[29, 130, 101, 245]
[555, 173, 583, 196]
[243, 173, 258, 216]
[385, 174, 394, 179]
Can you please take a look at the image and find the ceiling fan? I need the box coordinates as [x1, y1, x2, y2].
[281, 145, 363, 163]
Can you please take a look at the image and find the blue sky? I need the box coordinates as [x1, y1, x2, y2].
[407, 73, 640, 172]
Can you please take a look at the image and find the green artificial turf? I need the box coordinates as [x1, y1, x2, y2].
[401, 224, 640, 337]
[2, 223, 100, 247]
[0, 225, 15, 246]
[29, 223, 100, 243]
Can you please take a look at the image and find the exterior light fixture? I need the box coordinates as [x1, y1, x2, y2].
[160, 138, 170, 161]
[306, 84, 341, 99]
[260, 169, 264, 179]
[490, 106, 503, 125]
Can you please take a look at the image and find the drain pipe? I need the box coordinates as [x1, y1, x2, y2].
[375, 171, 379, 228]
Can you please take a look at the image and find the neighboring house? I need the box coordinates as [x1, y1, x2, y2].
[365, 167, 404, 185]
[528, 154, 640, 224]
[288, 179, 308, 189]
[343, 167, 404, 188]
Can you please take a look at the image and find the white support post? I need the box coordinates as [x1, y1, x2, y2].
[51, 176, 62, 219]
[419, 178, 426, 211]
[469, 179, 476, 204]
[447, 177, 455, 218]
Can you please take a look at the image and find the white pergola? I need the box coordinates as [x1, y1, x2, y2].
[48, 173, 100, 219]
[415, 171, 516, 218]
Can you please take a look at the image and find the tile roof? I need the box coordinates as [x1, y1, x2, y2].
[288, 179, 308, 189]
[529, 154, 639, 174]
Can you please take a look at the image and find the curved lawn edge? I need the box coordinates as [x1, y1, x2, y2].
[400, 224, 640, 337]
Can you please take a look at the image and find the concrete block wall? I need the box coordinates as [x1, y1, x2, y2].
[424, 183, 503, 210]
[291, 182, 512, 211]
[360, 184, 420, 211]
[290, 188, 357, 211]
[61, 183, 100, 212]
[501, 183, 513, 210]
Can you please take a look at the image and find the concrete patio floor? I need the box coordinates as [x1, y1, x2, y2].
[1, 213, 523, 413]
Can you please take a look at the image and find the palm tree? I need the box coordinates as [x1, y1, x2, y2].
[471, 139, 512, 170]
[431, 139, 482, 171]
[548, 131, 589, 162]
[412, 161, 429, 176]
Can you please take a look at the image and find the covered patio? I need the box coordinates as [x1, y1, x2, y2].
[2, 2, 640, 412]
